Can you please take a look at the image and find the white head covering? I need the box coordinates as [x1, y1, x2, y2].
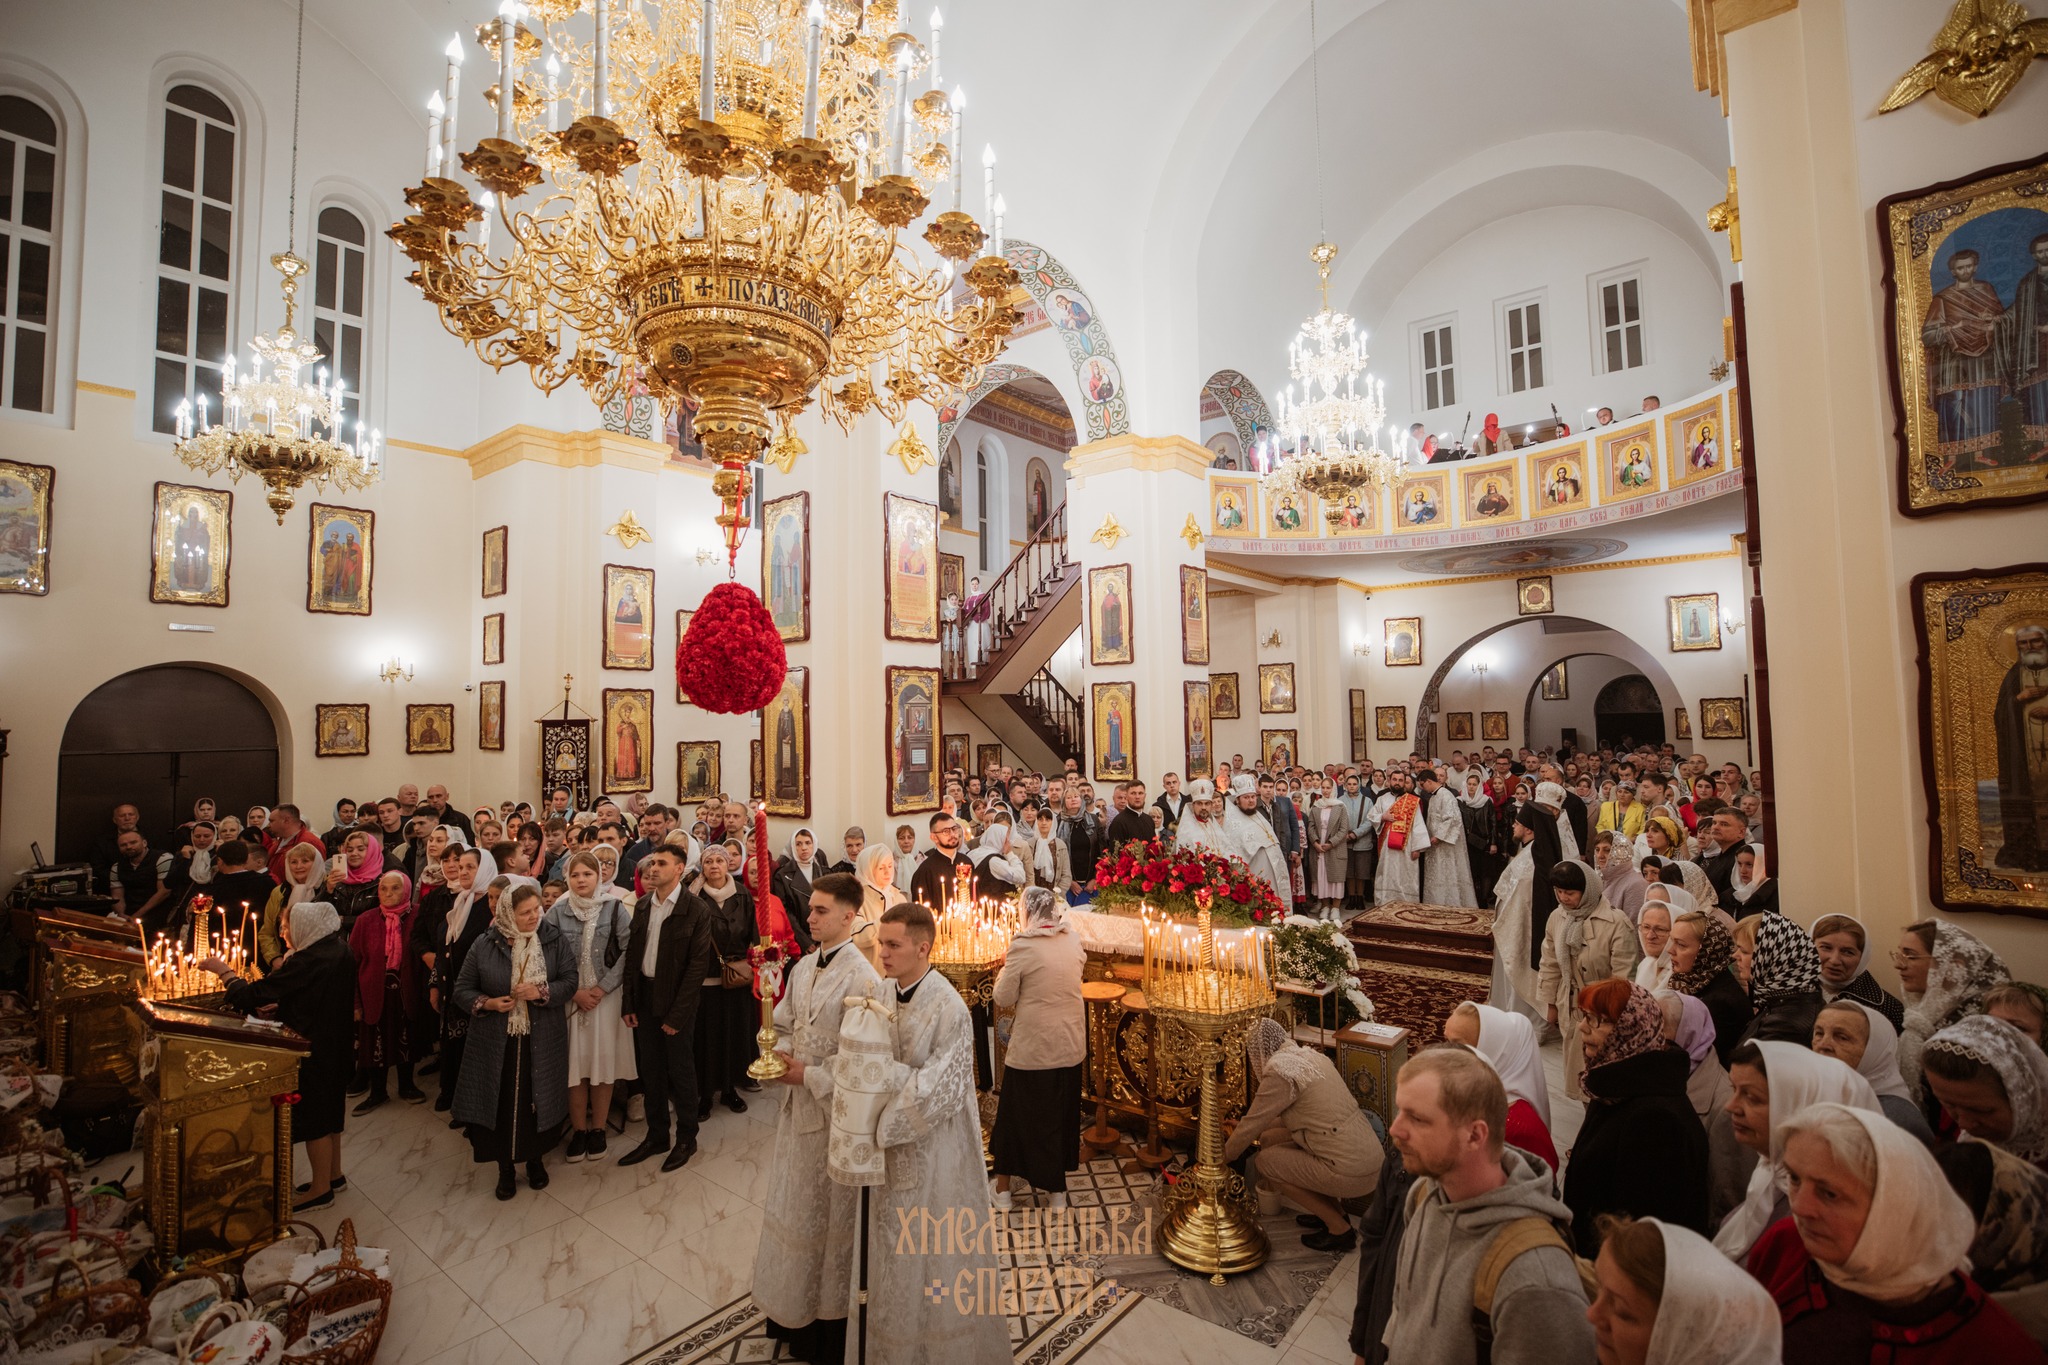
[1187, 779, 1216, 801]
[185, 823, 218, 885]
[280, 842, 325, 913]
[855, 843, 900, 899]
[446, 844, 499, 943]
[785, 827, 826, 877]
[1534, 780, 1567, 809]
[968, 822, 1024, 885]
[1925, 1014, 2048, 1162]
[1642, 1219, 1782, 1365]
[1783, 1102, 1978, 1302]
[1462, 1000, 1553, 1130]
[494, 885, 546, 1037]
[1229, 774, 1258, 798]
[1645, 883, 1697, 917]
[1634, 898, 1674, 993]
[1016, 885, 1067, 938]
[1728, 842, 1768, 905]
[281, 900, 341, 964]
[1828, 999, 1913, 1104]
[1712, 1041, 1881, 1260]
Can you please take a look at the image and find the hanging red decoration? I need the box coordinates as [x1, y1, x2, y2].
[677, 582, 788, 715]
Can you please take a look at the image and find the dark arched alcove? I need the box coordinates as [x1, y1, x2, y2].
[57, 666, 280, 860]
[1593, 673, 1666, 750]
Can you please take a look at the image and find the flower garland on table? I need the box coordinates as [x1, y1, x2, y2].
[1089, 838, 1287, 928]
[1272, 916, 1374, 1027]
[676, 582, 786, 714]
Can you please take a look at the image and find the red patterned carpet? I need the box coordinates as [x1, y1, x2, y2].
[1346, 902, 1494, 1043]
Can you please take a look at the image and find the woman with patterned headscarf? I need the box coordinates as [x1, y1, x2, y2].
[1924, 1015, 2048, 1169]
[1223, 1016, 1381, 1253]
[1564, 980, 1709, 1254]
[453, 882, 577, 1200]
[1668, 910, 1750, 1068]
[1936, 1136, 2048, 1338]
[348, 868, 426, 1115]
[1897, 917, 2012, 1099]
[1734, 911, 1825, 1048]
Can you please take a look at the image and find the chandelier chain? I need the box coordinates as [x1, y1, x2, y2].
[289, 0, 305, 243]
[1309, 0, 1325, 244]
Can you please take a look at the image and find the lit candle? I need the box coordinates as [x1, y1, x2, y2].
[495, 3, 519, 142]
[948, 86, 964, 210]
[928, 8, 942, 90]
[699, 0, 717, 121]
[425, 92, 445, 176]
[593, 0, 610, 118]
[443, 35, 464, 168]
[802, 0, 824, 139]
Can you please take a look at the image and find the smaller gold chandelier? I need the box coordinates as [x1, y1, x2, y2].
[1266, 240, 1401, 523]
[174, 252, 383, 523]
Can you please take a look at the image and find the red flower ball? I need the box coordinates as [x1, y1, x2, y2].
[677, 582, 788, 715]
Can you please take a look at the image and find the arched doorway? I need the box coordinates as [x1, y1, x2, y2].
[1593, 674, 1665, 750]
[57, 666, 281, 860]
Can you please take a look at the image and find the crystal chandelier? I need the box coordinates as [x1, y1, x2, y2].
[1266, 239, 1399, 518]
[388, 0, 1020, 564]
[175, 0, 382, 523]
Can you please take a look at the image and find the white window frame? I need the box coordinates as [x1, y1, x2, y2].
[0, 61, 83, 431]
[1588, 263, 1650, 376]
[1495, 290, 1548, 396]
[311, 203, 370, 439]
[1410, 314, 1458, 413]
[150, 81, 240, 436]
[0, 92, 60, 416]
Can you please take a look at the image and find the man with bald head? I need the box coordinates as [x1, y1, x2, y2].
[1538, 762, 1589, 852]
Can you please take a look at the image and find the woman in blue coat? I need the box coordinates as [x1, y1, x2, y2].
[453, 882, 577, 1200]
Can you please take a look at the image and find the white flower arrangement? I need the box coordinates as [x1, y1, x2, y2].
[1272, 916, 1373, 1026]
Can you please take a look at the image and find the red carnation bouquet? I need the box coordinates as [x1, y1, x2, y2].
[1088, 837, 1286, 928]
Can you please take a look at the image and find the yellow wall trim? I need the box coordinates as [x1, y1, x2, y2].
[1691, 0, 1798, 109]
[76, 380, 136, 399]
[1342, 548, 1744, 595]
[386, 436, 465, 458]
[1064, 433, 1212, 482]
[462, 425, 671, 479]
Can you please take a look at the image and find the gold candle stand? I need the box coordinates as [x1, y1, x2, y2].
[746, 936, 789, 1081]
[1145, 904, 1275, 1284]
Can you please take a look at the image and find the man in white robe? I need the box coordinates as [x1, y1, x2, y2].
[1535, 781, 1581, 863]
[751, 874, 882, 1358]
[1417, 769, 1478, 908]
[1220, 774, 1287, 900]
[1368, 771, 1430, 905]
[1173, 780, 1227, 855]
[861, 903, 1012, 1365]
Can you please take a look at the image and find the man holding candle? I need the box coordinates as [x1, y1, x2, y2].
[751, 871, 880, 1364]
[907, 811, 974, 911]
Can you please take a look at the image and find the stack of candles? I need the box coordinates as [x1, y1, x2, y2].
[139, 894, 262, 1002]
[1139, 904, 1275, 1015]
[929, 877, 1019, 967]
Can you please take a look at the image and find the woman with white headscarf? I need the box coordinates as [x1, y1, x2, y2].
[1897, 917, 2012, 1100]
[454, 882, 577, 1201]
[1727, 842, 1777, 916]
[257, 840, 326, 971]
[1585, 1215, 1781, 1365]
[1223, 1016, 1382, 1253]
[771, 826, 831, 922]
[1712, 1040, 1881, 1261]
[1538, 858, 1641, 1101]
[207, 901, 354, 1208]
[1634, 898, 1675, 992]
[1811, 999, 1936, 1146]
[425, 844, 495, 1118]
[990, 887, 1087, 1210]
[543, 851, 634, 1162]
[1444, 1000, 1558, 1172]
[851, 843, 901, 973]
[968, 821, 1026, 899]
[1923, 1015, 2048, 1169]
[1752, 1102, 2044, 1361]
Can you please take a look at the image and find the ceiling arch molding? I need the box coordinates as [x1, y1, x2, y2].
[1417, 617, 1682, 739]
[1201, 368, 1275, 453]
[1001, 239, 1132, 443]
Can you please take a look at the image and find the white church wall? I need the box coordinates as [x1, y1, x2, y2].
[1207, 593, 1262, 767]
[1523, 652, 1648, 752]
[1372, 205, 1725, 447]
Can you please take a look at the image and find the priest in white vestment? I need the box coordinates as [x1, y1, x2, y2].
[861, 902, 1012, 1365]
[1418, 771, 1478, 908]
[751, 876, 883, 1358]
[1535, 781, 1581, 863]
[1220, 775, 1286, 900]
[1173, 779, 1227, 855]
[1367, 772, 1429, 905]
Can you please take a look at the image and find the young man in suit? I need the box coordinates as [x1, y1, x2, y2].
[618, 844, 718, 1172]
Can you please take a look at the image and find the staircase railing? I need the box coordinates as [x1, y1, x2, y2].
[1017, 665, 1084, 759]
[943, 501, 1072, 681]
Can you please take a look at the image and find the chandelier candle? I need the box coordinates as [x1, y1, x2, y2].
[801, 1, 823, 138]
[593, 0, 610, 117]
[949, 87, 964, 209]
[426, 93, 444, 176]
[443, 35, 463, 169]
[928, 8, 942, 89]
[699, 0, 716, 120]
[496, 3, 518, 142]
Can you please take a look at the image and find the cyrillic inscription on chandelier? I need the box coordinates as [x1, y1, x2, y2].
[637, 274, 835, 340]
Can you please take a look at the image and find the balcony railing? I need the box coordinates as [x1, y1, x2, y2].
[1017, 665, 1084, 760]
[942, 501, 1072, 682]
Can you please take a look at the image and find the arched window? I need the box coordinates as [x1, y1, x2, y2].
[975, 444, 990, 570]
[0, 94, 58, 413]
[312, 206, 368, 435]
[152, 84, 237, 435]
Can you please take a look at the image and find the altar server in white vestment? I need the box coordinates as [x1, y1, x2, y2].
[862, 902, 1012, 1364]
[1367, 771, 1429, 905]
[751, 873, 881, 1361]
[1221, 775, 1287, 900]
[1418, 770, 1479, 908]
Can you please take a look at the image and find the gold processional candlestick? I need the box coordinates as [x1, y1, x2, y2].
[746, 935, 790, 1081]
[1143, 893, 1276, 1285]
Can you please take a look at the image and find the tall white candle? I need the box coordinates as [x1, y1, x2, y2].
[443, 36, 463, 167]
[949, 86, 963, 210]
[981, 142, 994, 223]
[928, 8, 942, 90]
[699, 0, 717, 121]
[802, 0, 824, 139]
[496, 3, 517, 142]
[895, 53, 912, 176]
[480, 191, 495, 252]
[545, 53, 564, 128]
[992, 193, 1005, 257]
[593, 0, 610, 117]
[425, 92, 444, 176]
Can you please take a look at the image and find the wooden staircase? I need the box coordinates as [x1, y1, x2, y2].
[945, 505, 1084, 771]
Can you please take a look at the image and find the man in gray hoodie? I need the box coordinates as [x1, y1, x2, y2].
[1380, 1047, 1596, 1365]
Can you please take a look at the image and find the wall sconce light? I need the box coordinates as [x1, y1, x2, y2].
[1721, 610, 1746, 637]
[1469, 657, 1491, 678]
[694, 546, 718, 567]
[1262, 629, 1284, 649]
[379, 657, 415, 684]
[1352, 641, 1371, 658]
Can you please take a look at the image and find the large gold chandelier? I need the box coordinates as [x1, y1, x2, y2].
[388, 0, 1020, 561]
[1266, 240, 1399, 523]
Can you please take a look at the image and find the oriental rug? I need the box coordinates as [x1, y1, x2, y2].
[1347, 901, 1495, 1043]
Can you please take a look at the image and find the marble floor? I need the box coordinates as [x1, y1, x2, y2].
[273, 1030, 1588, 1365]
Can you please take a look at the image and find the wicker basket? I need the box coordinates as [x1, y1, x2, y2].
[16, 1253, 147, 1353]
[275, 1219, 392, 1364]
[147, 1265, 238, 1349]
